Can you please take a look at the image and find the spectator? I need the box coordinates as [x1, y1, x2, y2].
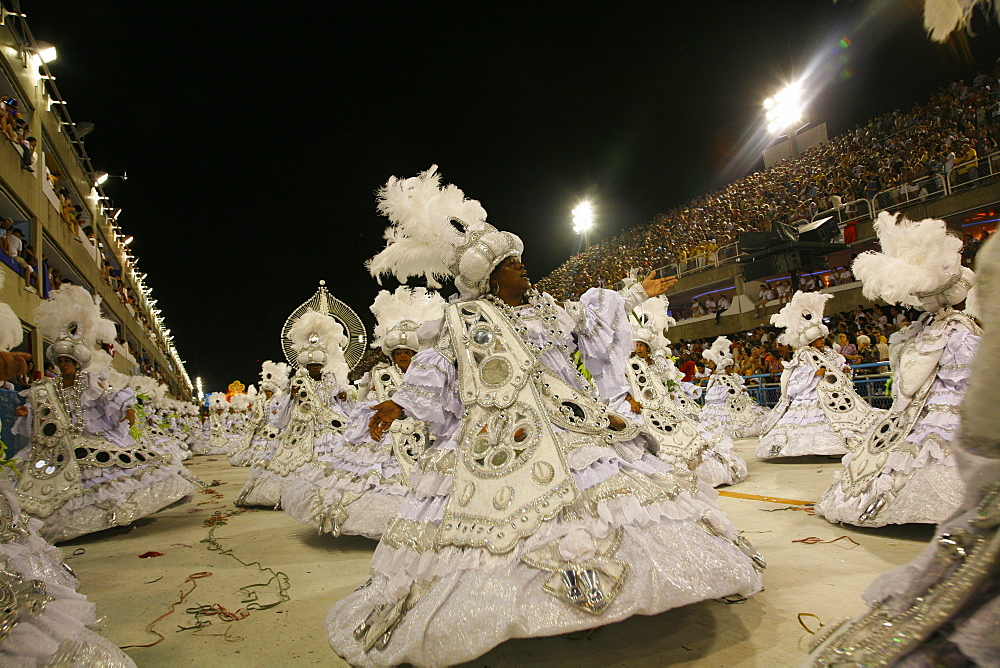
[754, 282, 775, 317]
[18, 135, 36, 172]
[6, 228, 35, 293]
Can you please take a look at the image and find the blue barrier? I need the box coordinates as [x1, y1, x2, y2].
[722, 362, 894, 410]
[0, 387, 27, 458]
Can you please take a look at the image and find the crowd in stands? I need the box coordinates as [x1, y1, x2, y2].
[1, 96, 36, 173]
[536, 65, 1000, 301]
[669, 302, 926, 385]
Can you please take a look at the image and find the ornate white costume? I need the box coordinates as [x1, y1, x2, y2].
[623, 313, 746, 487]
[756, 292, 880, 459]
[193, 393, 231, 455]
[0, 281, 134, 666]
[700, 337, 768, 439]
[237, 311, 352, 508]
[283, 287, 444, 539]
[13, 286, 195, 543]
[816, 213, 980, 526]
[325, 166, 763, 666]
[229, 362, 292, 467]
[806, 233, 998, 667]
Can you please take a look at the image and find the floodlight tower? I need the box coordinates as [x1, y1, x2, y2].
[572, 201, 594, 249]
[763, 82, 805, 156]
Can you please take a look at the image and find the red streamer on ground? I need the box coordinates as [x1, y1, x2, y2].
[792, 535, 859, 546]
[138, 551, 164, 558]
[120, 572, 213, 649]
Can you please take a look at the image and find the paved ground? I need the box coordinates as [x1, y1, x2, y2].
[61, 439, 933, 666]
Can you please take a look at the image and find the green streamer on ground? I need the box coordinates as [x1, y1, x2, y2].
[194, 508, 292, 624]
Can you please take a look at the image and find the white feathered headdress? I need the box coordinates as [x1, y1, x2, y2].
[702, 336, 734, 371]
[260, 360, 291, 393]
[128, 375, 166, 404]
[853, 212, 973, 313]
[37, 285, 118, 368]
[288, 310, 349, 385]
[0, 272, 21, 352]
[370, 286, 446, 355]
[367, 165, 523, 299]
[230, 392, 253, 411]
[630, 295, 674, 354]
[208, 392, 228, 410]
[771, 291, 833, 349]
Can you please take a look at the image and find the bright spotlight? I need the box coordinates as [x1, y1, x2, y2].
[35, 42, 57, 64]
[94, 171, 109, 186]
[764, 83, 803, 134]
[572, 201, 594, 234]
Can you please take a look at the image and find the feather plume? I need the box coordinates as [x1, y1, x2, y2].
[288, 310, 350, 385]
[853, 212, 964, 308]
[702, 336, 734, 369]
[367, 165, 487, 287]
[370, 286, 446, 349]
[35, 285, 118, 348]
[208, 392, 229, 410]
[260, 360, 291, 388]
[771, 291, 833, 349]
[0, 303, 22, 352]
[230, 393, 253, 411]
[288, 310, 348, 354]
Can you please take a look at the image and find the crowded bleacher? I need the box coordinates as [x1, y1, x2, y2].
[536, 65, 1000, 301]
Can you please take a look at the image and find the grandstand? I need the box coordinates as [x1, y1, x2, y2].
[536, 67, 999, 344]
[0, 15, 191, 399]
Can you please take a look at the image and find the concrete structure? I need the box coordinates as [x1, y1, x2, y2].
[0, 16, 190, 396]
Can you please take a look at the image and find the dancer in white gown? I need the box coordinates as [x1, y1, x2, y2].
[13, 286, 195, 543]
[755, 291, 880, 460]
[805, 233, 997, 667]
[237, 311, 352, 508]
[0, 279, 135, 666]
[700, 337, 768, 439]
[622, 302, 747, 487]
[193, 392, 231, 455]
[229, 361, 292, 467]
[282, 286, 445, 538]
[816, 213, 981, 526]
[325, 166, 763, 666]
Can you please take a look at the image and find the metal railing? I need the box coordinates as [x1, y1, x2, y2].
[730, 361, 892, 410]
[945, 150, 1000, 193]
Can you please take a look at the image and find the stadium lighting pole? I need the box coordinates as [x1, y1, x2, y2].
[572, 201, 594, 249]
[764, 82, 804, 157]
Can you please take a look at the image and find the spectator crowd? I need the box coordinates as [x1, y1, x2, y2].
[669, 302, 928, 386]
[536, 65, 1000, 301]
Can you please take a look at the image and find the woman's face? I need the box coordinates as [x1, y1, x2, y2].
[811, 337, 827, 349]
[56, 356, 78, 377]
[392, 348, 415, 372]
[490, 256, 531, 295]
[836, 333, 848, 345]
[634, 341, 650, 359]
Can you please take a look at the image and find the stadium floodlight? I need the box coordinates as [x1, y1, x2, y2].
[764, 83, 803, 134]
[572, 201, 594, 234]
[34, 41, 57, 64]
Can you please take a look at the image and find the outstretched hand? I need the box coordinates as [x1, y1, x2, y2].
[641, 271, 678, 298]
[369, 400, 403, 441]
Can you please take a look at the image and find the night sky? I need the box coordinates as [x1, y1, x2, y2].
[24, 1, 1000, 393]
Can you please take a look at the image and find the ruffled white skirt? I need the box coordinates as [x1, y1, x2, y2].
[755, 399, 848, 459]
[815, 388, 965, 526]
[38, 458, 197, 543]
[325, 439, 762, 666]
[281, 439, 408, 540]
